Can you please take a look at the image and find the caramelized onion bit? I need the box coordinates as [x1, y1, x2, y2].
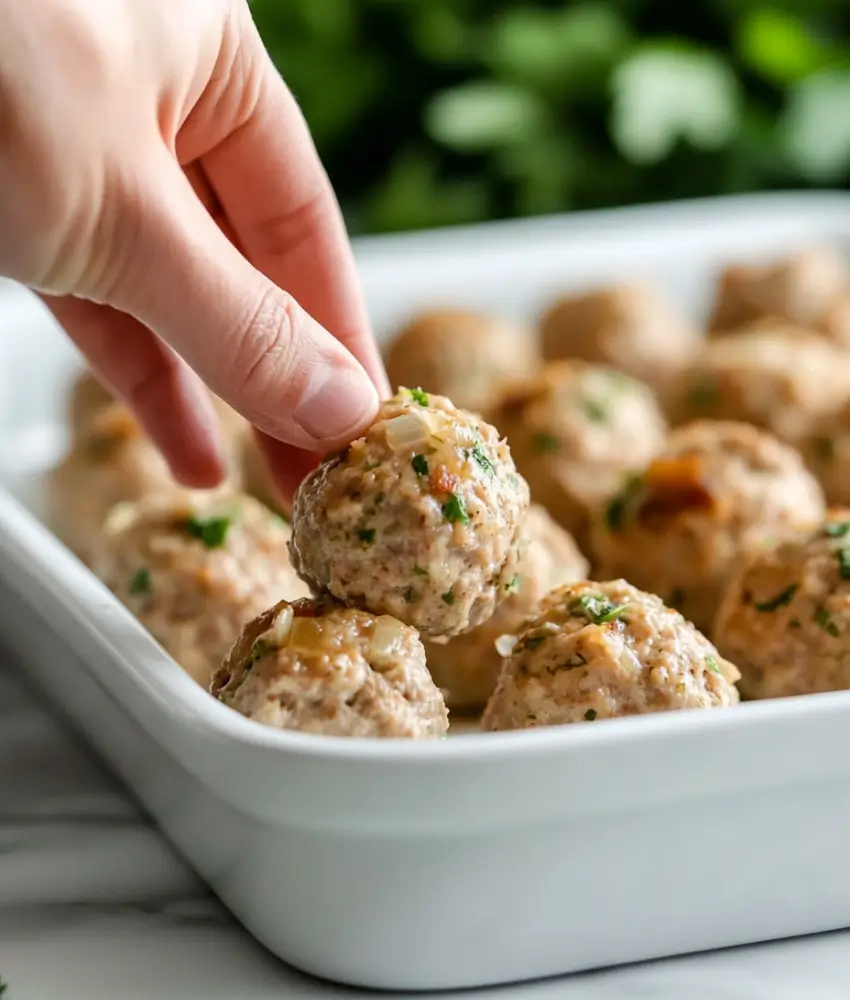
[369, 615, 407, 661]
[636, 456, 716, 527]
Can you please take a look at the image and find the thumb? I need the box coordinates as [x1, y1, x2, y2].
[101, 158, 379, 452]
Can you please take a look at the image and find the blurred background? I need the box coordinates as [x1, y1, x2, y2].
[252, 0, 850, 235]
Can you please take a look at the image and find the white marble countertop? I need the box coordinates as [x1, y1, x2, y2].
[3, 657, 850, 1000]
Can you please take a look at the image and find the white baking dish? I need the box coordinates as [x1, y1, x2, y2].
[4, 193, 850, 991]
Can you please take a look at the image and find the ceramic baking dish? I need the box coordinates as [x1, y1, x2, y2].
[4, 193, 850, 991]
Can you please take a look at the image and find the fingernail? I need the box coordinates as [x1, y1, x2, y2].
[294, 364, 379, 443]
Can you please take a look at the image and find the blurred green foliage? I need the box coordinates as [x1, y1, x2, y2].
[251, 0, 850, 233]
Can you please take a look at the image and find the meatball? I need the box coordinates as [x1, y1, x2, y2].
[425, 505, 589, 710]
[673, 324, 850, 443]
[49, 403, 178, 563]
[384, 309, 539, 414]
[289, 387, 529, 638]
[714, 511, 850, 699]
[491, 361, 666, 544]
[212, 597, 448, 738]
[539, 282, 699, 402]
[93, 491, 309, 688]
[801, 399, 850, 506]
[708, 247, 850, 344]
[591, 421, 825, 635]
[481, 580, 740, 731]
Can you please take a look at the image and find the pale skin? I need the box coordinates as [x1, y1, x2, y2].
[0, 0, 390, 498]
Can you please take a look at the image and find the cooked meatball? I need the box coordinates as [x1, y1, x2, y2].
[481, 580, 740, 731]
[212, 597, 448, 738]
[289, 388, 529, 638]
[714, 510, 850, 699]
[93, 491, 309, 688]
[708, 247, 850, 344]
[801, 399, 850, 507]
[425, 505, 589, 710]
[673, 324, 850, 443]
[68, 369, 113, 438]
[539, 282, 699, 402]
[49, 403, 178, 563]
[384, 309, 539, 414]
[591, 421, 825, 635]
[491, 361, 666, 544]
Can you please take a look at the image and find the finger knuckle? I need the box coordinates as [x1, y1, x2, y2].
[229, 287, 303, 410]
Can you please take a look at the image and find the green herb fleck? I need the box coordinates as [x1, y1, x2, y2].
[470, 441, 496, 476]
[753, 583, 799, 613]
[250, 639, 270, 665]
[364, 460, 381, 471]
[532, 431, 560, 453]
[815, 607, 840, 638]
[505, 573, 521, 594]
[571, 593, 629, 625]
[442, 589, 455, 606]
[184, 514, 232, 549]
[404, 586, 420, 604]
[813, 435, 836, 462]
[687, 375, 718, 409]
[442, 492, 469, 525]
[826, 521, 850, 538]
[413, 565, 428, 577]
[605, 475, 643, 532]
[358, 528, 376, 545]
[407, 387, 429, 407]
[129, 567, 151, 596]
[583, 398, 608, 423]
[584, 709, 598, 721]
[705, 655, 720, 673]
[839, 549, 850, 580]
[412, 454, 429, 477]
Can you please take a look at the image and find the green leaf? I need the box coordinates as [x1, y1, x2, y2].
[424, 80, 550, 153]
[610, 43, 741, 165]
[737, 9, 834, 86]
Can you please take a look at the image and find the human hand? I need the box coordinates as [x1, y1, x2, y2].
[0, 0, 389, 497]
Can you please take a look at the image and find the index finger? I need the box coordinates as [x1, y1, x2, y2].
[194, 13, 389, 398]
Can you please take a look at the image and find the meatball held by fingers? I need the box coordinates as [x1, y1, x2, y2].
[482, 580, 740, 732]
[591, 421, 825, 634]
[289, 387, 530, 638]
[714, 511, 850, 700]
[94, 491, 309, 688]
[212, 597, 448, 738]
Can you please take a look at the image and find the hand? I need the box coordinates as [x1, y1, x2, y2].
[0, 0, 389, 496]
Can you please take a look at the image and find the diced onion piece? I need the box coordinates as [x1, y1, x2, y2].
[288, 616, 329, 654]
[370, 615, 407, 663]
[495, 633, 518, 657]
[267, 604, 294, 645]
[385, 412, 431, 453]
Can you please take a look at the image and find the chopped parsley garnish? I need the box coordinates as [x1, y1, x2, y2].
[129, 567, 151, 595]
[753, 583, 798, 613]
[505, 573, 521, 594]
[705, 655, 720, 673]
[404, 586, 420, 604]
[826, 521, 850, 538]
[184, 514, 232, 549]
[686, 376, 718, 409]
[605, 475, 643, 532]
[814, 607, 840, 638]
[413, 564, 428, 577]
[583, 398, 608, 423]
[532, 431, 560, 453]
[442, 589, 455, 606]
[250, 639, 270, 664]
[408, 387, 429, 407]
[364, 460, 381, 471]
[470, 441, 496, 476]
[358, 528, 376, 545]
[839, 549, 850, 579]
[571, 593, 629, 625]
[412, 454, 429, 477]
[584, 709, 598, 721]
[520, 623, 560, 650]
[442, 492, 470, 525]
